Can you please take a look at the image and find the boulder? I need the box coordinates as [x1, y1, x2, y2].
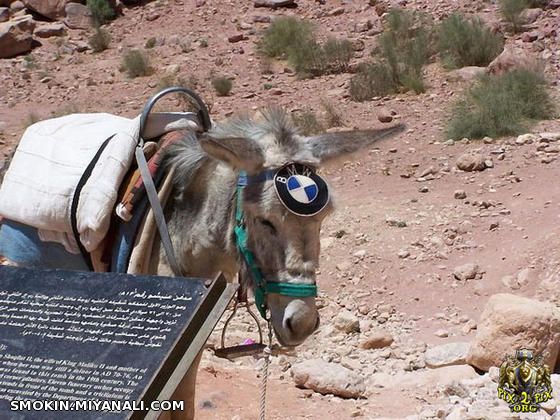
[333, 310, 360, 334]
[456, 153, 487, 172]
[291, 359, 365, 398]
[453, 263, 480, 281]
[519, 7, 542, 24]
[487, 45, 543, 76]
[64, 2, 91, 30]
[425, 342, 470, 368]
[22, 0, 68, 20]
[0, 15, 35, 58]
[360, 331, 394, 349]
[466, 293, 560, 371]
[253, 0, 296, 8]
[369, 365, 478, 389]
[446, 66, 486, 82]
[34, 21, 65, 38]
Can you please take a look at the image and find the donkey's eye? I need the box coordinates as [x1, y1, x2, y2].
[259, 218, 277, 234]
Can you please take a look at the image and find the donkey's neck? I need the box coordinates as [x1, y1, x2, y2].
[163, 159, 239, 280]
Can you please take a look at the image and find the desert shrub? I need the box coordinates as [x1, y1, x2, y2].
[293, 110, 323, 135]
[258, 17, 353, 77]
[89, 28, 111, 53]
[447, 69, 554, 139]
[379, 9, 431, 93]
[322, 101, 344, 128]
[322, 38, 354, 74]
[120, 50, 153, 78]
[350, 9, 432, 101]
[87, 0, 115, 27]
[145, 37, 157, 49]
[23, 54, 37, 69]
[212, 76, 233, 96]
[349, 62, 397, 101]
[437, 14, 504, 69]
[500, 0, 529, 33]
[258, 16, 314, 59]
[198, 38, 208, 48]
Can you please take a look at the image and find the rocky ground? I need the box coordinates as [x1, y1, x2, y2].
[1, 0, 560, 419]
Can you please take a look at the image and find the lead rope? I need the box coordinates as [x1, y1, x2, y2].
[259, 318, 273, 420]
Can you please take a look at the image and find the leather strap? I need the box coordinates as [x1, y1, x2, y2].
[135, 145, 182, 276]
[71, 134, 116, 271]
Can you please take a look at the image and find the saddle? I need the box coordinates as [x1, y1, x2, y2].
[0, 87, 211, 274]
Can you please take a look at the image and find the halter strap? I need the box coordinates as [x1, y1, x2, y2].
[235, 170, 318, 319]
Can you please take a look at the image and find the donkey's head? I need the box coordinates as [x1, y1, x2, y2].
[200, 108, 403, 346]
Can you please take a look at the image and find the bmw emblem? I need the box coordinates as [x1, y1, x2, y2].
[274, 163, 329, 216]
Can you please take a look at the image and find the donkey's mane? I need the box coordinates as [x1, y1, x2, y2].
[163, 107, 299, 194]
[209, 106, 297, 146]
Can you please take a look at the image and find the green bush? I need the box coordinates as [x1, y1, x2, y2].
[322, 100, 344, 128]
[349, 62, 396, 101]
[211, 76, 233, 96]
[379, 9, 431, 93]
[447, 70, 554, 139]
[500, 0, 529, 33]
[293, 110, 323, 136]
[258, 16, 314, 59]
[258, 17, 353, 77]
[87, 0, 115, 27]
[322, 38, 354, 74]
[89, 28, 111, 53]
[145, 37, 157, 49]
[120, 50, 153, 78]
[438, 14, 503, 69]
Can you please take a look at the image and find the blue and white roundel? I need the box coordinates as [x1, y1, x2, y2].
[273, 163, 330, 217]
[287, 175, 318, 204]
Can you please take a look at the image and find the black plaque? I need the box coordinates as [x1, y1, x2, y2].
[0, 266, 236, 420]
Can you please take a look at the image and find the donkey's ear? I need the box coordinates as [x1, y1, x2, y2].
[199, 134, 265, 172]
[303, 124, 405, 163]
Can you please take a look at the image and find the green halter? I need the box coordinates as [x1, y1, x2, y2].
[235, 171, 318, 319]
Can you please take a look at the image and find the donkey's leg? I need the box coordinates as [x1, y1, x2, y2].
[158, 350, 202, 420]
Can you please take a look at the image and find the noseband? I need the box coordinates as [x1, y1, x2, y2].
[235, 166, 324, 319]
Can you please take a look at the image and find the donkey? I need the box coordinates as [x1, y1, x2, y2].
[153, 107, 404, 419]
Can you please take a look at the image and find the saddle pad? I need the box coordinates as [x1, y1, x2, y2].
[0, 112, 200, 254]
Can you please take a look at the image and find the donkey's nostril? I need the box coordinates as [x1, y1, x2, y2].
[285, 317, 294, 333]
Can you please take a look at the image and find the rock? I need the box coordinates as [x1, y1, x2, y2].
[520, 7, 542, 24]
[446, 66, 486, 82]
[377, 109, 393, 123]
[291, 359, 365, 398]
[350, 38, 364, 51]
[487, 45, 543, 76]
[522, 30, 539, 42]
[467, 293, 560, 371]
[227, 33, 245, 43]
[34, 22, 65, 38]
[253, 0, 296, 8]
[456, 153, 487, 172]
[370, 365, 478, 389]
[360, 331, 394, 349]
[454, 190, 467, 199]
[0, 7, 8, 22]
[334, 310, 360, 334]
[0, 15, 35, 58]
[516, 133, 538, 144]
[425, 342, 470, 368]
[22, 0, 68, 20]
[435, 329, 449, 338]
[453, 263, 480, 281]
[64, 2, 92, 30]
